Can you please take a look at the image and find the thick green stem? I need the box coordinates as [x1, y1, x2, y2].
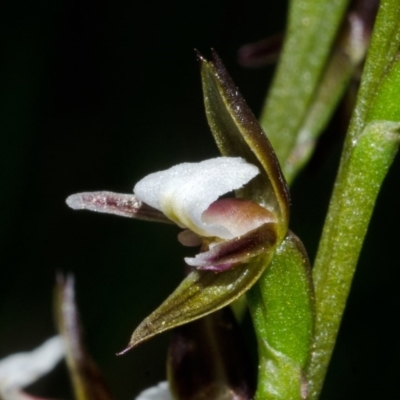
[306, 121, 400, 398]
[306, 2, 400, 397]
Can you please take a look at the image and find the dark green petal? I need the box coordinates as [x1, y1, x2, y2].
[200, 51, 290, 237]
[121, 224, 278, 352]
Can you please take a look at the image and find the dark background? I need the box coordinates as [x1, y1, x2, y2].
[1, 1, 399, 399]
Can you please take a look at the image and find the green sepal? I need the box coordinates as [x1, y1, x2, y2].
[122, 236, 277, 352]
[54, 275, 113, 400]
[247, 231, 315, 399]
[199, 51, 290, 238]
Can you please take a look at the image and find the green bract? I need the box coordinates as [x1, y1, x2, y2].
[248, 232, 314, 399]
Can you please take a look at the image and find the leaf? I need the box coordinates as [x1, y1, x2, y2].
[247, 231, 314, 399]
[55, 275, 113, 400]
[199, 51, 290, 238]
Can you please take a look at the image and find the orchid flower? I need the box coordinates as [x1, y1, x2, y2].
[66, 52, 291, 352]
[62, 52, 316, 400]
[67, 156, 276, 272]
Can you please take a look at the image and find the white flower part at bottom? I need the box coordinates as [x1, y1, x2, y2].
[0, 336, 64, 399]
[135, 381, 173, 400]
[134, 157, 259, 239]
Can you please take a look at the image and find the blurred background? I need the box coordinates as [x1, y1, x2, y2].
[1, 1, 399, 399]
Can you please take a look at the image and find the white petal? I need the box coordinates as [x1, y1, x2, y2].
[135, 381, 173, 400]
[134, 157, 259, 238]
[0, 336, 64, 391]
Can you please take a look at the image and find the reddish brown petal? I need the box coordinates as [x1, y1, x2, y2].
[66, 191, 171, 224]
[203, 198, 276, 238]
[185, 222, 278, 272]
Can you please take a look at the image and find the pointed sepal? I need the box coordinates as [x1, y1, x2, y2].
[199, 51, 290, 237]
[120, 237, 278, 352]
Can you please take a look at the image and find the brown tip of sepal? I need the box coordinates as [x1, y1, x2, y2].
[194, 48, 206, 62]
[196, 48, 225, 66]
[199, 50, 290, 232]
[116, 345, 133, 356]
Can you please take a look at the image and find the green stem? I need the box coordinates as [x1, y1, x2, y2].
[306, 121, 400, 399]
[259, 0, 350, 166]
[306, 1, 400, 397]
[283, 0, 374, 184]
[347, 0, 400, 140]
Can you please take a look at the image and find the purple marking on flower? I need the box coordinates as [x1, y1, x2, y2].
[66, 191, 171, 223]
